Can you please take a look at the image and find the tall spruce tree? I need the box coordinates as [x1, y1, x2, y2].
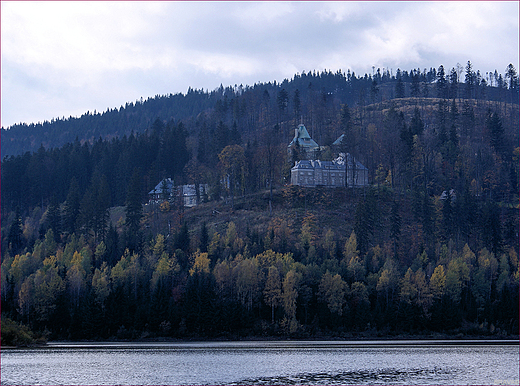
[436, 65, 447, 99]
[395, 70, 405, 98]
[63, 177, 81, 235]
[8, 207, 24, 254]
[465, 61, 475, 99]
[125, 169, 143, 252]
[487, 110, 505, 157]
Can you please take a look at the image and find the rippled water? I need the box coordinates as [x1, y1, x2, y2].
[1, 341, 518, 385]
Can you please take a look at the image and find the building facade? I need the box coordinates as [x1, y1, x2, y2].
[148, 178, 174, 203]
[291, 154, 369, 188]
[148, 178, 208, 207]
[179, 184, 209, 207]
[288, 122, 369, 188]
[291, 160, 345, 187]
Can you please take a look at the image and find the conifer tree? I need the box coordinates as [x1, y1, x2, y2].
[395, 70, 405, 98]
[125, 169, 143, 252]
[8, 207, 24, 254]
[436, 65, 447, 98]
[63, 177, 81, 235]
[199, 222, 209, 253]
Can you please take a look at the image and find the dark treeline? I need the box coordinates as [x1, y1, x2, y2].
[1, 90, 217, 158]
[2, 120, 190, 221]
[2, 61, 518, 158]
[1, 62, 519, 341]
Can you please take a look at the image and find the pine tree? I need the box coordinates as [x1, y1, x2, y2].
[93, 175, 111, 242]
[46, 196, 62, 243]
[8, 207, 24, 254]
[216, 121, 230, 152]
[354, 191, 376, 256]
[486, 110, 505, 156]
[390, 200, 401, 256]
[449, 67, 458, 99]
[436, 65, 447, 99]
[125, 169, 143, 252]
[465, 61, 475, 99]
[63, 177, 81, 235]
[175, 222, 190, 254]
[293, 89, 301, 121]
[411, 69, 421, 97]
[410, 107, 425, 136]
[395, 70, 405, 98]
[277, 89, 289, 113]
[199, 222, 209, 253]
[230, 121, 242, 145]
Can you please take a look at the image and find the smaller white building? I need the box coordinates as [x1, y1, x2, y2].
[149, 178, 208, 207]
[291, 160, 345, 187]
[179, 184, 209, 207]
[148, 178, 174, 203]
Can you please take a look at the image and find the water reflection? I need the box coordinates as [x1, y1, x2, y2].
[231, 367, 457, 385]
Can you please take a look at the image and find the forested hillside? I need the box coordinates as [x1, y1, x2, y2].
[2, 62, 518, 158]
[1, 62, 518, 342]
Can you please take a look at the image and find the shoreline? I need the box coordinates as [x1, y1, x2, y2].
[3, 336, 518, 350]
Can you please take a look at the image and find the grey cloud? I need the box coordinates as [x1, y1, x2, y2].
[1, 1, 518, 127]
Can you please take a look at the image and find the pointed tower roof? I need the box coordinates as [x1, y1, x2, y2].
[288, 124, 319, 149]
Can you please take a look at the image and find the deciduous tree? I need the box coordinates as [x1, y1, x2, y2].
[318, 271, 346, 316]
[282, 269, 299, 320]
[264, 266, 282, 323]
[218, 145, 246, 209]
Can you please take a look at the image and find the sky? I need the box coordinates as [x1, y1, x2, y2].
[1, 1, 518, 128]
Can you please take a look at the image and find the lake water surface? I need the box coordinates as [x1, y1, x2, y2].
[1, 340, 518, 385]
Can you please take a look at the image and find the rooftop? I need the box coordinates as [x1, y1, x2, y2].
[288, 124, 319, 149]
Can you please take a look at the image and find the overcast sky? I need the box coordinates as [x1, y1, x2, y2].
[1, 1, 518, 128]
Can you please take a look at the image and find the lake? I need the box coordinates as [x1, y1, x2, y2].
[1, 340, 518, 385]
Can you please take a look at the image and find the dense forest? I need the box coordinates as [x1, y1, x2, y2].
[1, 61, 519, 343]
[2, 62, 518, 158]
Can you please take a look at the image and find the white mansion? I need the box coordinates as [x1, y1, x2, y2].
[289, 124, 369, 188]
